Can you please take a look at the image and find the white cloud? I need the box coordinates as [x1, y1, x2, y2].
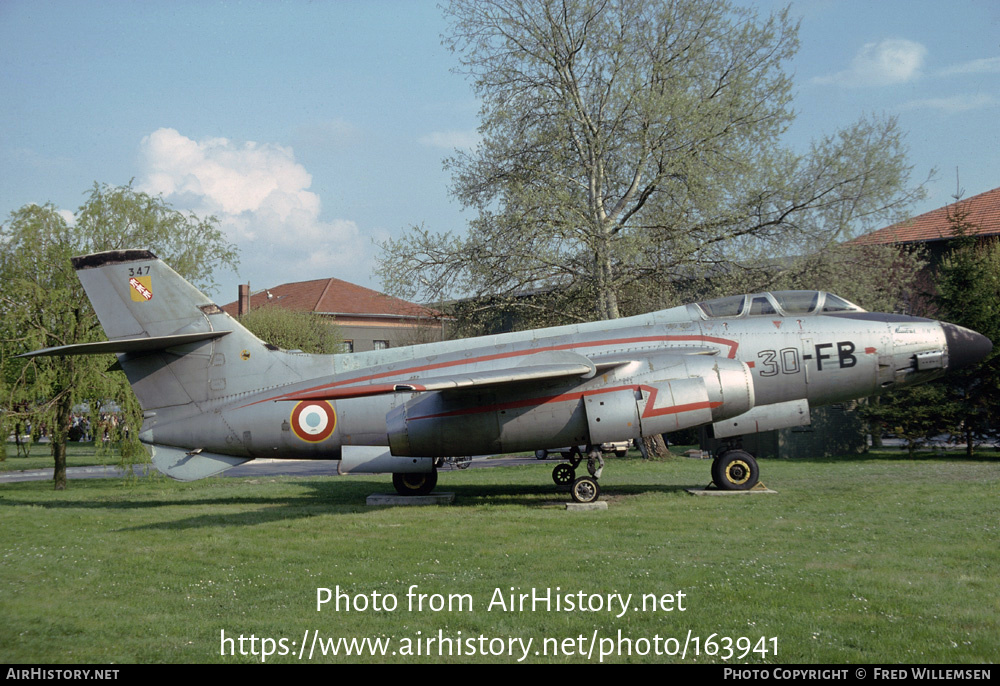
[814, 39, 927, 87]
[937, 56, 1000, 77]
[900, 94, 998, 114]
[418, 130, 480, 150]
[57, 209, 76, 226]
[137, 128, 372, 288]
[139, 128, 316, 222]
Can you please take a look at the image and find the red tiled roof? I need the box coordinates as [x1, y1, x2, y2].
[221, 278, 444, 319]
[854, 186, 1000, 245]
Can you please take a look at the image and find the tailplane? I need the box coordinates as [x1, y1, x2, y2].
[20, 250, 338, 480]
[29, 250, 279, 412]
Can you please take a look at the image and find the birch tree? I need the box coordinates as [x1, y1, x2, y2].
[380, 0, 923, 324]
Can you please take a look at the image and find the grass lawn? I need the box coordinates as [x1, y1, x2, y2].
[1, 441, 124, 472]
[1, 449, 997, 664]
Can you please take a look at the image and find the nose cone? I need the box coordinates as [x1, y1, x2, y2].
[942, 322, 993, 370]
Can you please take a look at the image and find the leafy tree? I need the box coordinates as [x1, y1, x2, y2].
[858, 197, 999, 456]
[380, 0, 924, 325]
[932, 200, 1000, 455]
[859, 383, 957, 458]
[239, 306, 344, 355]
[0, 184, 238, 489]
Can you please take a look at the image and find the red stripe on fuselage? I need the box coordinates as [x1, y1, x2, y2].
[284, 383, 428, 401]
[253, 334, 738, 406]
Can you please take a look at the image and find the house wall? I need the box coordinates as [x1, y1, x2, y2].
[331, 319, 446, 353]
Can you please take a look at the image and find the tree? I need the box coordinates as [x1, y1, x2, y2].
[855, 196, 1000, 456]
[239, 306, 344, 355]
[932, 199, 1000, 455]
[379, 0, 924, 325]
[858, 382, 957, 458]
[0, 183, 238, 489]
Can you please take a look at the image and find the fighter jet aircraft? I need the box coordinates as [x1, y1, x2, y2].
[20, 250, 993, 503]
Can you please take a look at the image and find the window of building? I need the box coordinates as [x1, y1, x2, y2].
[373, 340, 389, 350]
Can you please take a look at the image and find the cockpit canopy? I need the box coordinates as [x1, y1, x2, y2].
[694, 291, 866, 319]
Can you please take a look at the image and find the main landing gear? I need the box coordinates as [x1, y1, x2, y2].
[392, 467, 438, 496]
[550, 446, 605, 504]
[711, 447, 760, 491]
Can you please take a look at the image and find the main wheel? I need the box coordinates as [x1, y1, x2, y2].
[535, 449, 549, 460]
[392, 470, 438, 496]
[570, 476, 601, 503]
[711, 450, 759, 491]
[552, 463, 575, 486]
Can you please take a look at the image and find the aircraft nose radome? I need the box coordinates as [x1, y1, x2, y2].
[942, 322, 993, 370]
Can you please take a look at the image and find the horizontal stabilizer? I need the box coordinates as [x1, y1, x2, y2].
[149, 444, 252, 481]
[17, 331, 230, 358]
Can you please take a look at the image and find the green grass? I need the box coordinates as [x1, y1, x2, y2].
[1, 451, 997, 663]
[1, 441, 124, 472]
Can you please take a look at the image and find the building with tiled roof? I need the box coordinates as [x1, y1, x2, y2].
[221, 278, 451, 353]
[853, 185, 1000, 253]
[850, 185, 1000, 317]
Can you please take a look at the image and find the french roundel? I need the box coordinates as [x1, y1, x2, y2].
[290, 401, 337, 443]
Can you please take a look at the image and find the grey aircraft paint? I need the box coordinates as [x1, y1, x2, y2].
[20, 250, 993, 502]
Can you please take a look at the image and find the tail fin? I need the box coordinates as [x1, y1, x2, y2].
[71, 250, 269, 411]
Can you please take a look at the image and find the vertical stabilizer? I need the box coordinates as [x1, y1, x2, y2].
[72, 250, 281, 411]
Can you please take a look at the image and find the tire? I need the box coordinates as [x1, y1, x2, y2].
[570, 476, 601, 503]
[711, 450, 759, 491]
[535, 449, 549, 460]
[552, 463, 575, 486]
[392, 470, 438, 496]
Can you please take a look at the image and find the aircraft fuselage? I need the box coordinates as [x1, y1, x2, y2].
[140, 300, 955, 463]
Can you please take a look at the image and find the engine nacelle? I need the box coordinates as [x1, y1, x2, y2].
[386, 353, 755, 457]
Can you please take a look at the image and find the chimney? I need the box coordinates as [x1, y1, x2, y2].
[238, 284, 250, 316]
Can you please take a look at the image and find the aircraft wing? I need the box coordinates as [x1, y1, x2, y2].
[278, 351, 600, 401]
[274, 346, 721, 402]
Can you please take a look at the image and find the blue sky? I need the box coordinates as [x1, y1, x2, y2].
[2, 1, 998, 303]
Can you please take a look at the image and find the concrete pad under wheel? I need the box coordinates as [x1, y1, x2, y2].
[366, 492, 455, 506]
[565, 501, 608, 511]
[685, 484, 777, 496]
